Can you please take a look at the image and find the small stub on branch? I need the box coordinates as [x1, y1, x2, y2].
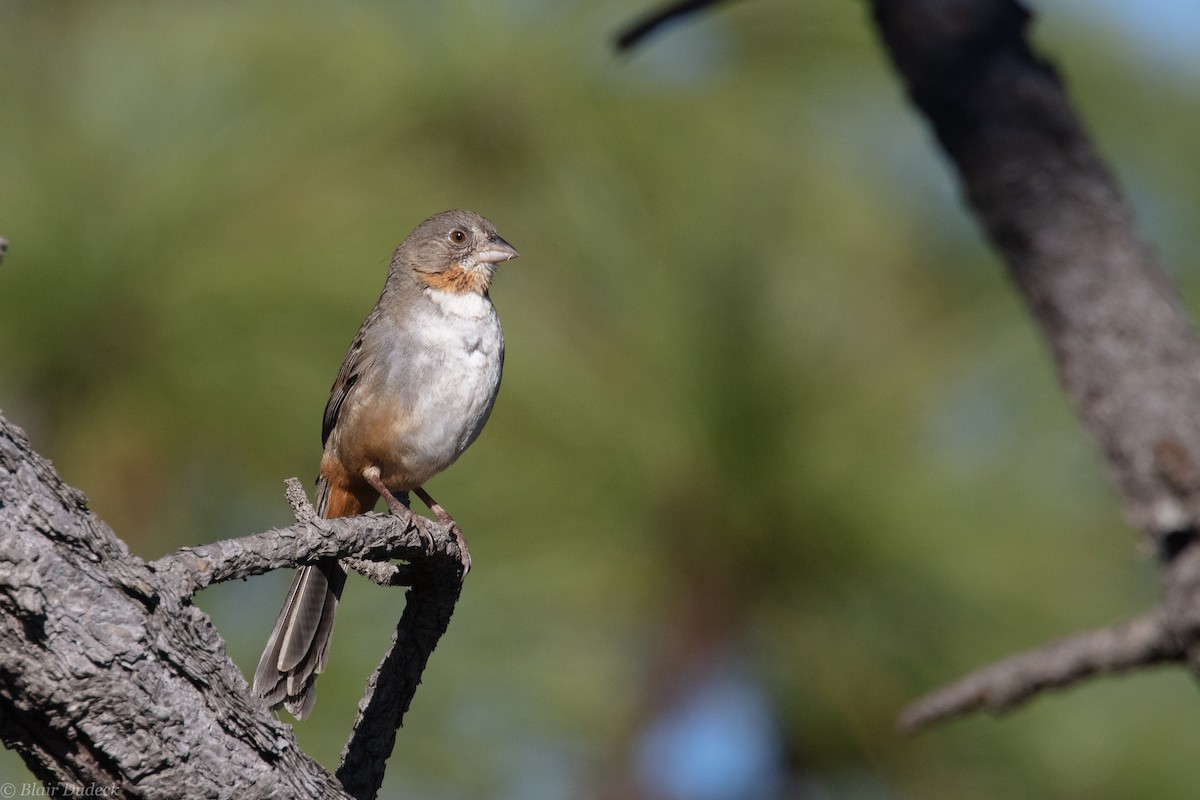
[0, 237, 8, 267]
[284, 477, 318, 524]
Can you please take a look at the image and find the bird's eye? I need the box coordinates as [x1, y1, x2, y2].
[449, 229, 468, 245]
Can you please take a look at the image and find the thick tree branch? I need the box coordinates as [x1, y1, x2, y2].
[0, 410, 348, 796]
[872, 0, 1200, 548]
[870, 0, 1200, 726]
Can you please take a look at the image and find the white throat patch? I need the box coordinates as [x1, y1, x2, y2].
[426, 287, 494, 319]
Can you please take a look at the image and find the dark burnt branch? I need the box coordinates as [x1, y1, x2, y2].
[337, 555, 463, 799]
[312, 484, 466, 798]
[615, 0, 741, 51]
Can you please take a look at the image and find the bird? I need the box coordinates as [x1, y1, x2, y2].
[252, 209, 517, 719]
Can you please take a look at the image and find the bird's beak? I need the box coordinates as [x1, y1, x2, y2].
[477, 235, 519, 264]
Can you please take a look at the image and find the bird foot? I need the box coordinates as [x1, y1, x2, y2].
[415, 486, 471, 575]
[362, 470, 434, 553]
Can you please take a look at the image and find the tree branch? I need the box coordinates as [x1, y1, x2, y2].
[149, 496, 440, 597]
[0, 407, 465, 795]
[614, 0, 741, 51]
[0, 410, 349, 797]
[336, 558, 462, 799]
[868, 0, 1200, 726]
[872, 0, 1200, 548]
[899, 608, 1183, 731]
[619, 0, 1200, 727]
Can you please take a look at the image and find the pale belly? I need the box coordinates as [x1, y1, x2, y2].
[371, 296, 503, 489]
[379, 351, 501, 487]
[322, 288, 505, 493]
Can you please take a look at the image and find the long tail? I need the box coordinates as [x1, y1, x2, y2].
[252, 475, 368, 719]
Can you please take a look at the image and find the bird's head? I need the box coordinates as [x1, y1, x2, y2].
[397, 209, 518, 295]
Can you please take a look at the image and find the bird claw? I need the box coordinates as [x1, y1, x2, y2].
[415, 521, 435, 553]
[451, 525, 472, 576]
[412, 487, 470, 575]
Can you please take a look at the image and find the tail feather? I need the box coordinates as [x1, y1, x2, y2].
[278, 563, 335, 673]
[252, 474, 369, 718]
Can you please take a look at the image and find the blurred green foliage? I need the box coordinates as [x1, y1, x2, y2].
[2, 1, 1200, 797]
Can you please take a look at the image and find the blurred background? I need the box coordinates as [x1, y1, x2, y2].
[2, 0, 1200, 797]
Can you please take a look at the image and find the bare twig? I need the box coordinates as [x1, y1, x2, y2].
[151, 477, 462, 600]
[149, 504, 432, 597]
[615, 0, 741, 51]
[900, 609, 1183, 731]
[285, 476, 318, 523]
[345, 557, 414, 587]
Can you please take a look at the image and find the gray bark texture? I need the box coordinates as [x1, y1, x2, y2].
[0, 410, 463, 798]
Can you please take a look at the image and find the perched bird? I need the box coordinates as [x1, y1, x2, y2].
[253, 209, 517, 718]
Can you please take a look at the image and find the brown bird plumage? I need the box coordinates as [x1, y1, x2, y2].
[253, 210, 517, 718]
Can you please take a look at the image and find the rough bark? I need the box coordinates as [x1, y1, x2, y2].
[336, 572, 461, 797]
[0, 410, 463, 797]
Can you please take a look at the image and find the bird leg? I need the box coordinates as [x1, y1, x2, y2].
[361, 467, 436, 555]
[414, 486, 472, 575]
[361, 467, 411, 517]
[413, 486, 452, 526]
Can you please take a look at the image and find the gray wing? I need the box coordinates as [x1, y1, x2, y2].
[321, 306, 382, 447]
